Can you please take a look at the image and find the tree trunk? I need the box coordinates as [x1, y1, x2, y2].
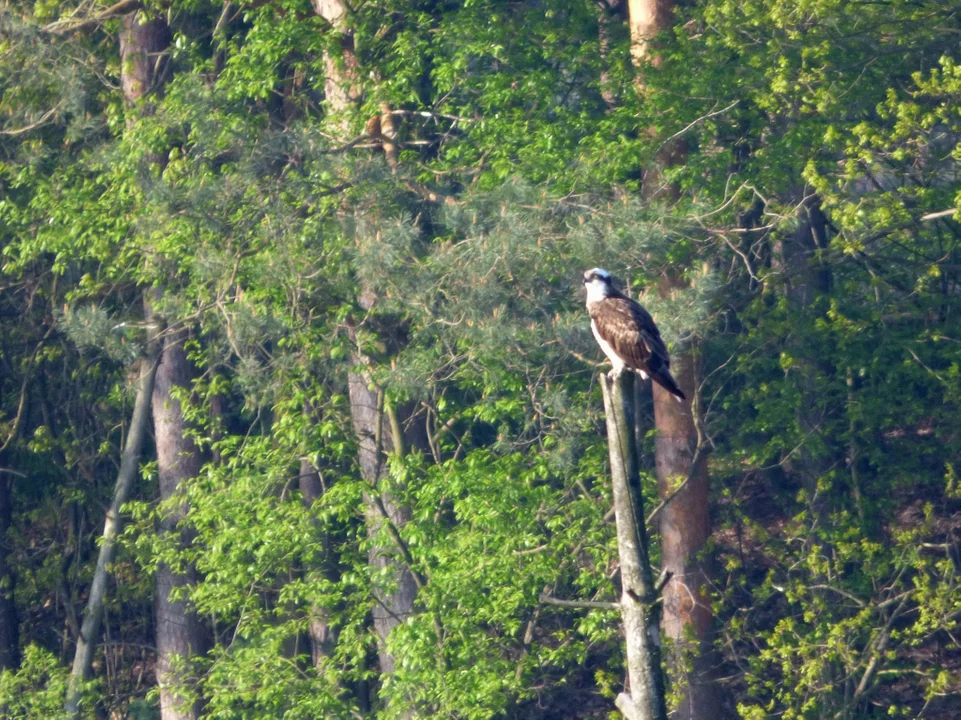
[625, 0, 723, 714]
[66, 344, 160, 718]
[311, 0, 418, 708]
[299, 458, 336, 669]
[312, 0, 361, 134]
[601, 372, 668, 720]
[652, 356, 720, 719]
[773, 199, 833, 499]
[347, 372, 418, 682]
[119, 13, 170, 106]
[0, 475, 18, 672]
[150, 321, 208, 720]
[626, 0, 673, 68]
[119, 15, 206, 720]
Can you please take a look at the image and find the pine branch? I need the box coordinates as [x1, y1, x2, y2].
[46, 0, 142, 35]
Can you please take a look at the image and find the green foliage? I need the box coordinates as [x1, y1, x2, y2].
[1, 0, 960, 717]
[0, 646, 85, 719]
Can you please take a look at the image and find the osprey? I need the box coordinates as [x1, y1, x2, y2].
[583, 268, 686, 401]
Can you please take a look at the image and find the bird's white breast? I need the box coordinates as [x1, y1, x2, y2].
[591, 318, 626, 372]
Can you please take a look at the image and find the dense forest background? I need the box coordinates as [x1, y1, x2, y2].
[0, 0, 959, 717]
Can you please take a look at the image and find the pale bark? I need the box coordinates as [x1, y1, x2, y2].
[66, 345, 160, 718]
[150, 321, 207, 720]
[347, 371, 418, 682]
[120, 14, 206, 719]
[626, 0, 673, 67]
[601, 372, 668, 720]
[312, 0, 361, 136]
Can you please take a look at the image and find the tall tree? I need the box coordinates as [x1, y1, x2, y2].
[119, 13, 207, 719]
[625, 0, 722, 715]
[312, 0, 420, 710]
[150, 322, 208, 720]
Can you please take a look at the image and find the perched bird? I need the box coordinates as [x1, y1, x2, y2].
[583, 267, 686, 401]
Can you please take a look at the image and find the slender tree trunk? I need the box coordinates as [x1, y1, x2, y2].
[299, 458, 336, 668]
[0, 475, 18, 672]
[773, 199, 833, 499]
[601, 372, 668, 720]
[597, 0, 626, 109]
[0, 355, 32, 671]
[150, 320, 208, 720]
[66, 344, 160, 718]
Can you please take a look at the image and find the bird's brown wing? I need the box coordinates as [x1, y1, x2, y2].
[590, 297, 686, 400]
[589, 297, 666, 371]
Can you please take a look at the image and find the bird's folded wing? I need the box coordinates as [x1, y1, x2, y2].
[594, 301, 652, 369]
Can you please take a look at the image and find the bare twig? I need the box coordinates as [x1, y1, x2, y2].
[659, 100, 739, 148]
[539, 594, 619, 611]
[646, 442, 706, 527]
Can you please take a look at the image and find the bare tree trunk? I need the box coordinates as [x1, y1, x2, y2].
[624, 0, 723, 714]
[66, 343, 160, 718]
[626, 0, 673, 67]
[312, 0, 361, 135]
[601, 372, 668, 720]
[150, 321, 208, 720]
[628, 0, 726, 710]
[119, 13, 170, 106]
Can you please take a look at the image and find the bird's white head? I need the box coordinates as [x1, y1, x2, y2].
[583, 267, 614, 304]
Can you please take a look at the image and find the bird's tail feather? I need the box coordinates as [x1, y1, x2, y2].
[652, 371, 686, 402]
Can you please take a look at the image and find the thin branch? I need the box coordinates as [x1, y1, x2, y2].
[659, 100, 739, 148]
[654, 569, 673, 595]
[920, 208, 957, 222]
[539, 594, 620, 611]
[0, 106, 61, 136]
[809, 584, 867, 608]
[646, 442, 705, 527]
[854, 592, 911, 700]
[45, 0, 142, 34]
[0, 373, 31, 456]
